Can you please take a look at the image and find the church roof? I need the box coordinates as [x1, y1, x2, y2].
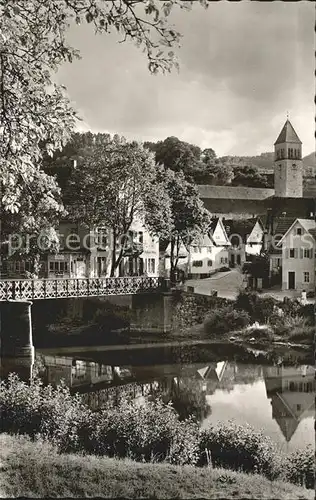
[274, 120, 302, 145]
[198, 185, 274, 200]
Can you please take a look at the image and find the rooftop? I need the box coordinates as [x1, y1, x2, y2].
[274, 119, 302, 145]
[198, 185, 275, 200]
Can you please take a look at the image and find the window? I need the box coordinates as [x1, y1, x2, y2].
[289, 248, 295, 258]
[296, 228, 302, 235]
[49, 261, 68, 273]
[304, 272, 310, 283]
[304, 249, 311, 258]
[147, 258, 155, 274]
[10, 261, 32, 274]
[207, 260, 213, 267]
[192, 260, 203, 267]
[296, 404, 301, 411]
[138, 232, 143, 244]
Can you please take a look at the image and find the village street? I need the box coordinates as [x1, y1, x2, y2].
[185, 268, 245, 300]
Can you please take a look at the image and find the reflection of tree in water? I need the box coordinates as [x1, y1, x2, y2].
[218, 364, 262, 391]
[150, 378, 212, 422]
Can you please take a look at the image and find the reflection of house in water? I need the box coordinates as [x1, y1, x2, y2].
[42, 356, 114, 388]
[263, 365, 315, 442]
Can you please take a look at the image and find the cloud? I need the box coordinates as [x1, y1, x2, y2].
[57, 2, 314, 156]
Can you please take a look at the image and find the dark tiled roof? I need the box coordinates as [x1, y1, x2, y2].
[274, 120, 302, 145]
[273, 217, 296, 236]
[223, 218, 260, 242]
[308, 228, 316, 240]
[198, 185, 275, 200]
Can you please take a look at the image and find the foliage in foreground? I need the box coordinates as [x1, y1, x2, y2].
[1, 433, 313, 500]
[0, 374, 313, 488]
[203, 306, 250, 335]
[198, 421, 282, 479]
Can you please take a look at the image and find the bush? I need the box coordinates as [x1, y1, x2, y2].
[83, 399, 199, 465]
[198, 421, 282, 480]
[0, 374, 88, 452]
[285, 445, 314, 489]
[0, 374, 199, 465]
[243, 325, 273, 342]
[235, 291, 276, 323]
[204, 306, 250, 335]
[271, 315, 310, 338]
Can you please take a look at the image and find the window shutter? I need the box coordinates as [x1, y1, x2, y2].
[285, 249, 289, 259]
[309, 249, 313, 259]
[294, 248, 298, 258]
[300, 248, 303, 259]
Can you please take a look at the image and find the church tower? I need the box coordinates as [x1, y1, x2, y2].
[274, 119, 303, 198]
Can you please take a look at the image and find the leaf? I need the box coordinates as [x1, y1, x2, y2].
[85, 12, 94, 24]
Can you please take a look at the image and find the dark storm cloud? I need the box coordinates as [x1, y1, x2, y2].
[57, 2, 314, 156]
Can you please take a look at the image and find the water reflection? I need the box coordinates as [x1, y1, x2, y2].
[263, 365, 314, 443]
[1, 348, 314, 451]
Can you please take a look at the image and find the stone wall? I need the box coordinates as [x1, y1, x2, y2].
[171, 291, 230, 332]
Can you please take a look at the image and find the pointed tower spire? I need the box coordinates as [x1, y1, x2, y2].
[274, 120, 302, 146]
[274, 119, 303, 198]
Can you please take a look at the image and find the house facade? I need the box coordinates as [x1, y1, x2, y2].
[3, 216, 159, 279]
[163, 218, 230, 279]
[277, 218, 316, 292]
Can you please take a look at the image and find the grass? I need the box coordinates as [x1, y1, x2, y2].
[0, 434, 313, 499]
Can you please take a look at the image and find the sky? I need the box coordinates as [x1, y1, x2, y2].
[57, 1, 315, 157]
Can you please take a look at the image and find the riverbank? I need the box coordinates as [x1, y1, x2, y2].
[34, 289, 314, 357]
[0, 434, 313, 499]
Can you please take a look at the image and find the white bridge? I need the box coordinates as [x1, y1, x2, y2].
[0, 276, 167, 301]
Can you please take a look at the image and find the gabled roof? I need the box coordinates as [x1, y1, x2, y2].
[224, 217, 264, 244]
[277, 218, 316, 246]
[210, 218, 230, 246]
[198, 185, 275, 201]
[191, 233, 214, 248]
[274, 120, 302, 145]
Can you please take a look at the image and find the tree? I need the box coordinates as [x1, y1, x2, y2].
[1, 1, 207, 260]
[232, 165, 269, 188]
[66, 134, 170, 276]
[201, 149, 234, 185]
[154, 166, 211, 283]
[145, 136, 202, 182]
[1, 171, 63, 276]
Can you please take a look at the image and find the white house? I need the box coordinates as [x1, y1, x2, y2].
[277, 218, 316, 292]
[163, 218, 230, 279]
[188, 222, 230, 278]
[45, 216, 159, 279]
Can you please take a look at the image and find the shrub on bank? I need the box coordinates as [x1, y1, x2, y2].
[0, 374, 199, 465]
[235, 291, 276, 323]
[79, 399, 199, 465]
[198, 421, 282, 480]
[285, 445, 314, 489]
[203, 306, 250, 335]
[0, 374, 313, 488]
[0, 374, 88, 452]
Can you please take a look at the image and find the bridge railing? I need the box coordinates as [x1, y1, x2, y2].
[0, 276, 168, 301]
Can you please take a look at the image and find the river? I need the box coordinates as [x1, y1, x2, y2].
[2, 340, 313, 454]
